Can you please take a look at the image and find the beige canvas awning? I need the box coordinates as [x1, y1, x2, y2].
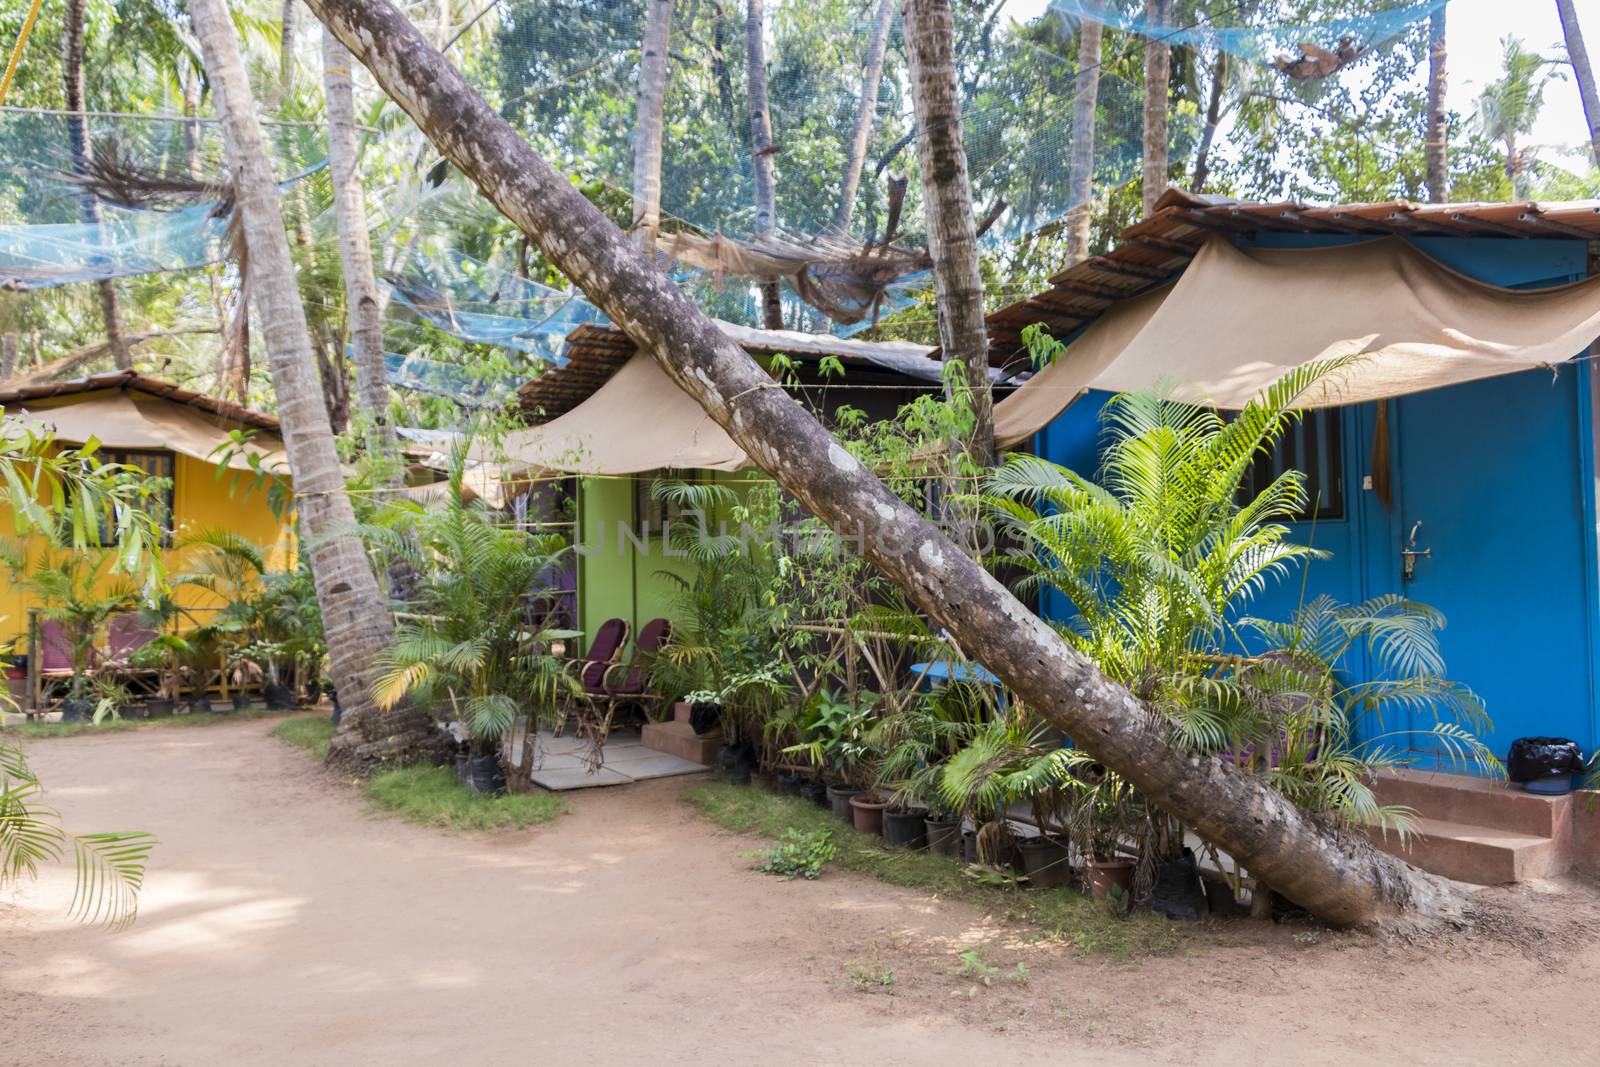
[3, 391, 287, 472]
[993, 236, 1600, 448]
[500, 351, 748, 475]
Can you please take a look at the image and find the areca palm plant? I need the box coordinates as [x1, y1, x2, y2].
[367, 472, 579, 757]
[975, 361, 1496, 840]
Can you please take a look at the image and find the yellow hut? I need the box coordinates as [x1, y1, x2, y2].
[0, 371, 294, 714]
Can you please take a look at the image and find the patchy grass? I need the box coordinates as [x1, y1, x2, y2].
[368, 766, 566, 832]
[266, 717, 567, 833]
[685, 782, 1182, 959]
[268, 716, 336, 761]
[5, 706, 296, 739]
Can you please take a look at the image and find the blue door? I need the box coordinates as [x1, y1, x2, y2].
[1378, 369, 1599, 768]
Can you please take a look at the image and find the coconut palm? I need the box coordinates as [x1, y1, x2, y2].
[1475, 37, 1561, 198]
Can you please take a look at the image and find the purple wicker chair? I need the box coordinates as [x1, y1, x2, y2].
[554, 618, 629, 738]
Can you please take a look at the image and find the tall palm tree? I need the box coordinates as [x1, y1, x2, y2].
[1476, 36, 1558, 199]
[746, 0, 782, 328]
[321, 26, 395, 450]
[1066, 4, 1103, 263]
[62, 0, 131, 369]
[1425, 4, 1449, 202]
[830, 0, 896, 237]
[903, 0, 994, 465]
[1141, 0, 1171, 216]
[631, 0, 674, 256]
[1555, 0, 1600, 168]
[189, 0, 423, 768]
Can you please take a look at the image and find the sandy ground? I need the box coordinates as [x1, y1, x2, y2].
[3, 717, 1599, 1066]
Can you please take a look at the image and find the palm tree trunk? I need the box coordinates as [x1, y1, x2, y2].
[1, 332, 17, 380]
[307, 0, 1473, 930]
[322, 27, 395, 449]
[62, 0, 131, 371]
[279, 0, 298, 102]
[190, 0, 432, 771]
[746, 0, 783, 329]
[1141, 0, 1170, 216]
[831, 0, 895, 237]
[1426, 6, 1449, 202]
[902, 0, 994, 466]
[1192, 50, 1226, 193]
[631, 0, 674, 256]
[1556, 0, 1600, 168]
[1065, 9, 1102, 265]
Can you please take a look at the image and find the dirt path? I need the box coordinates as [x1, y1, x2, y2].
[3, 718, 1596, 1065]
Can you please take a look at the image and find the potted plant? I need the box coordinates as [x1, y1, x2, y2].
[784, 688, 877, 822]
[1069, 767, 1143, 902]
[370, 480, 580, 793]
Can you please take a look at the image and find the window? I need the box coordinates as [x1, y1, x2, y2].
[634, 469, 700, 538]
[1239, 408, 1344, 522]
[96, 450, 176, 547]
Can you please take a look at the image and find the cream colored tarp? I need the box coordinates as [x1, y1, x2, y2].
[500, 351, 748, 474]
[993, 236, 1600, 448]
[3, 391, 287, 472]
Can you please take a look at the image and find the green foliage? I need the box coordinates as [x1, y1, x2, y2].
[754, 827, 837, 880]
[366, 766, 566, 832]
[365, 454, 579, 752]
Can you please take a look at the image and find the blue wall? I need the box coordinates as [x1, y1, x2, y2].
[1034, 235, 1599, 766]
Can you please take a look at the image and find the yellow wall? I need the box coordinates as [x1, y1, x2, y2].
[0, 449, 294, 648]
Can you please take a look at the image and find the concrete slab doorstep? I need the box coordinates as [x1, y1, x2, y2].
[527, 729, 708, 791]
[529, 766, 636, 791]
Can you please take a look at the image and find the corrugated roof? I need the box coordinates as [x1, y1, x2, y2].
[984, 189, 1600, 366]
[518, 319, 946, 423]
[0, 370, 281, 433]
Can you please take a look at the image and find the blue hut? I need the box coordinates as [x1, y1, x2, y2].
[985, 190, 1600, 777]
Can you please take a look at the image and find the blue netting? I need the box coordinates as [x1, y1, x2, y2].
[383, 349, 525, 407]
[1045, 0, 1449, 64]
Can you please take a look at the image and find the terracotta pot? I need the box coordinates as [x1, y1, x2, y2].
[1085, 857, 1135, 900]
[848, 793, 890, 836]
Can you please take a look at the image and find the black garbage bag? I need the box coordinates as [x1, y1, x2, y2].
[1506, 737, 1586, 783]
[689, 701, 722, 736]
[1147, 847, 1206, 922]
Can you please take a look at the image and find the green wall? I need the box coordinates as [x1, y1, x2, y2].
[575, 475, 696, 654]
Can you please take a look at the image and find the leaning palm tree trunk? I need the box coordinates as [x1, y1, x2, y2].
[308, 0, 1472, 931]
[830, 0, 895, 237]
[631, 0, 674, 257]
[62, 0, 131, 370]
[1556, 0, 1600, 168]
[321, 26, 395, 450]
[1066, 8, 1102, 263]
[1140, 0, 1170, 216]
[190, 0, 428, 770]
[1426, 5, 1449, 201]
[903, 0, 994, 466]
[745, 0, 783, 329]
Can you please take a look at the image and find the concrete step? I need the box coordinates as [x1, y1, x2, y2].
[640, 720, 719, 767]
[1372, 768, 1568, 838]
[1368, 817, 1564, 885]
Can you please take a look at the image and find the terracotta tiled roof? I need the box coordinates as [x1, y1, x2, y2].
[0, 370, 281, 432]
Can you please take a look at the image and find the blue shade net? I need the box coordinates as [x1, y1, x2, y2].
[0, 111, 326, 290]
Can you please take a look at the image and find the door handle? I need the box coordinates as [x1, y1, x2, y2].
[1402, 520, 1431, 581]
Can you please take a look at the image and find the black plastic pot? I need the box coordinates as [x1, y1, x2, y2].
[466, 753, 506, 794]
[827, 784, 864, 822]
[925, 815, 961, 858]
[882, 807, 928, 850]
[690, 701, 722, 736]
[59, 698, 93, 723]
[718, 741, 755, 785]
[961, 828, 977, 864]
[1016, 835, 1073, 889]
[776, 771, 805, 796]
[804, 781, 830, 809]
[1149, 847, 1206, 921]
[453, 751, 471, 784]
[189, 695, 214, 714]
[264, 683, 297, 710]
[144, 698, 176, 718]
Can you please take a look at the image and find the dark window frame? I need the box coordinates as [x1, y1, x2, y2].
[1239, 408, 1345, 523]
[96, 449, 176, 547]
